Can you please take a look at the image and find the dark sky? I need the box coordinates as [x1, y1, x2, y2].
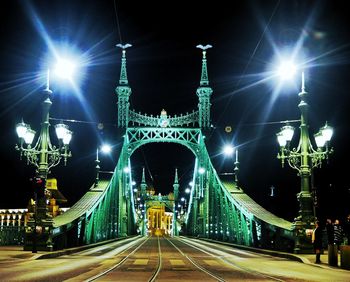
[1, 0, 349, 222]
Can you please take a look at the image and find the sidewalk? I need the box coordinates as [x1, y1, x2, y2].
[0, 237, 133, 261]
[292, 250, 341, 269]
[197, 238, 347, 270]
[0, 246, 44, 261]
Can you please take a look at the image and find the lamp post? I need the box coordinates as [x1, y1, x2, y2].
[95, 144, 112, 186]
[180, 197, 187, 209]
[276, 71, 333, 253]
[222, 144, 240, 185]
[15, 70, 73, 252]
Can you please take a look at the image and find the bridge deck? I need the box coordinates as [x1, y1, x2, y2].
[222, 181, 293, 230]
[53, 180, 110, 228]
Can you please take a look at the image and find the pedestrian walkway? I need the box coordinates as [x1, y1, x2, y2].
[0, 246, 43, 261]
[293, 250, 341, 269]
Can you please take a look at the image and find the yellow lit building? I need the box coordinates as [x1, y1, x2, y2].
[147, 205, 173, 236]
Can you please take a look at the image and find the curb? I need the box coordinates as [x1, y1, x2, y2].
[37, 235, 139, 260]
[192, 237, 305, 263]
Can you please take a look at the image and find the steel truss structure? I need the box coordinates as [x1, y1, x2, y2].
[48, 45, 295, 251]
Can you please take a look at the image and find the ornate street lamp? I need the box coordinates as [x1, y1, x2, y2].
[15, 70, 73, 252]
[276, 71, 333, 253]
[15, 71, 73, 179]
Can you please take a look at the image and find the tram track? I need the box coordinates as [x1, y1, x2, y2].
[165, 237, 226, 282]
[84, 236, 151, 282]
[84, 236, 163, 282]
[148, 236, 162, 282]
[178, 237, 288, 282]
[85, 236, 227, 282]
[85, 236, 290, 282]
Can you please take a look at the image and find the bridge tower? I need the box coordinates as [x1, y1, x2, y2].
[173, 168, 179, 201]
[172, 168, 179, 236]
[196, 45, 213, 129]
[140, 167, 147, 199]
[116, 44, 132, 128]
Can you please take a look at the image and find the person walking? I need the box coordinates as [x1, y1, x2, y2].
[334, 219, 344, 249]
[312, 221, 323, 264]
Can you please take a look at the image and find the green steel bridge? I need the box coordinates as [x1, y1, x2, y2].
[43, 45, 295, 252]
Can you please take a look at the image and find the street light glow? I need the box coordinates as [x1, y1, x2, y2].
[277, 60, 297, 80]
[16, 121, 28, 139]
[62, 130, 73, 145]
[100, 144, 112, 154]
[23, 129, 36, 145]
[54, 58, 77, 80]
[223, 144, 234, 156]
[320, 123, 333, 142]
[314, 132, 326, 148]
[280, 125, 295, 142]
[123, 167, 130, 173]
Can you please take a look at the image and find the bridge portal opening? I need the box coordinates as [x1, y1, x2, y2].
[146, 204, 173, 236]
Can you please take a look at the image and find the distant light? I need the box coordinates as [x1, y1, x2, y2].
[189, 181, 194, 187]
[223, 145, 234, 156]
[198, 167, 205, 174]
[132, 181, 136, 186]
[185, 188, 191, 194]
[101, 144, 112, 154]
[123, 167, 130, 173]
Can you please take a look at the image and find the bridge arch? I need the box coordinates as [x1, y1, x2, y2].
[125, 127, 204, 159]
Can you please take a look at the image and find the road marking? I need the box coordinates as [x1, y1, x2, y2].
[133, 259, 149, 265]
[204, 259, 220, 266]
[169, 259, 185, 266]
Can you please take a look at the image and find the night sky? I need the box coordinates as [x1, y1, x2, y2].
[1, 1, 349, 224]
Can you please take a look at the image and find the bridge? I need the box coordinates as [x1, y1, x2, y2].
[21, 45, 301, 254]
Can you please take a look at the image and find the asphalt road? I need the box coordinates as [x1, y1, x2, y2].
[0, 236, 349, 281]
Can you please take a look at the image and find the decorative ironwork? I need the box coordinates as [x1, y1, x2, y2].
[276, 72, 333, 253]
[196, 44, 213, 128]
[126, 127, 202, 155]
[15, 88, 72, 179]
[129, 109, 199, 127]
[116, 44, 132, 128]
